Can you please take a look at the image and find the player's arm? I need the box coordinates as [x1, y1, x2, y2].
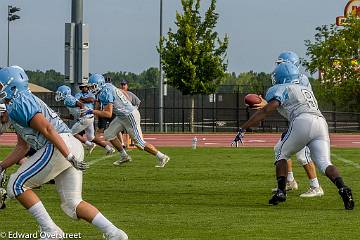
[29, 113, 71, 158]
[80, 96, 96, 103]
[93, 103, 113, 118]
[0, 134, 29, 170]
[241, 99, 280, 129]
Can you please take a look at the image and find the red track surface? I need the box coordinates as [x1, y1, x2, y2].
[1, 133, 360, 148]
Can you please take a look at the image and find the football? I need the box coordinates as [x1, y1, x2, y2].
[244, 94, 261, 106]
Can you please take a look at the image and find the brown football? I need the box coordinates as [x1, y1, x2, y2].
[244, 94, 261, 106]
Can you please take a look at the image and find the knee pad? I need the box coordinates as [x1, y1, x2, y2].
[61, 197, 82, 219]
[104, 128, 116, 141]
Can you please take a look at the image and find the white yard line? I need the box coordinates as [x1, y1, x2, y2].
[87, 155, 114, 166]
[331, 153, 360, 169]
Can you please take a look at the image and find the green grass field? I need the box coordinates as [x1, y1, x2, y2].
[1, 147, 359, 240]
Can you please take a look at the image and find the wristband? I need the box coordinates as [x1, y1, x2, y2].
[66, 153, 74, 161]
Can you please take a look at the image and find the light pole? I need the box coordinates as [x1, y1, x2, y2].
[7, 5, 21, 67]
[159, 0, 164, 132]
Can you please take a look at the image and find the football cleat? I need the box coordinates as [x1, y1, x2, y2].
[272, 179, 298, 193]
[299, 186, 324, 198]
[339, 187, 355, 210]
[113, 155, 132, 166]
[269, 189, 286, 205]
[103, 228, 128, 240]
[155, 155, 170, 168]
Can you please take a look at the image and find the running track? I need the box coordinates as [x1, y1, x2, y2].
[1, 133, 360, 148]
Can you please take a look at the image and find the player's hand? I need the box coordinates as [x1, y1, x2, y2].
[231, 128, 245, 147]
[249, 95, 268, 110]
[66, 153, 89, 171]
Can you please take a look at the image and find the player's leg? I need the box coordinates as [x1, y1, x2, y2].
[104, 117, 132, 165]
[269, 118, 309, 205]
[7, 143, 68, 236]
[55, 136, 128, 239]
[296, 147, 324, 197]
[307, 117, 354, 209]
[126, 110, 170, 167]
[72, 119, 95, 151]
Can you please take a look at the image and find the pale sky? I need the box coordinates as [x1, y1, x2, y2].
[0, 0, 349, 74]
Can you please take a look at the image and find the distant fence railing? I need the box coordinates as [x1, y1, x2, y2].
[33, 86, 360, 133]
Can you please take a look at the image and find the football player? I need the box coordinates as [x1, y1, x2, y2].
[268, 51, 323, 197]
[0, 66, 128, 239]
[233, 62, 354, 209]
[87, 74, 170, 167]
[55, 85, 115, 155]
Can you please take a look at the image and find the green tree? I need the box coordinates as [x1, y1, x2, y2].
[159, 0, 229, 132]
[304, 17, 360, 111]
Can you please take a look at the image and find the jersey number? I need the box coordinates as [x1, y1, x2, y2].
[301, 89, 318, 109]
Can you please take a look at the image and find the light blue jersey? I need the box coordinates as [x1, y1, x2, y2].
[8, 91, 71, 150]
[299, 74, 312, 90]
[75, 91, 95, 109]
[265, 83, 323, 121]
[64, 95, 83, 120]
[98, 83, 135, 117]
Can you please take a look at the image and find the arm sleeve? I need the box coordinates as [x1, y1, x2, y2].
[265, 85, 286, 105]
[99, 88, 114, 106]
[9, 98, 42, 127]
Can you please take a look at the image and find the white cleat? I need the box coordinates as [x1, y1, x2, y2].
[113, 155, 132, 166]
[39, 225, 64, 240]
[300, 186, 324, 198]
[103, 229, 128, 240]
[272, 179, 298, 193]
[106, 147, 116, 155]
[155, 155, 170, 168]
[87, 143, 96, 155]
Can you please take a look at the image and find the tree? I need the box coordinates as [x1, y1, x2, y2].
[159, 0, 229, 132]
[303, 17, 360, 111]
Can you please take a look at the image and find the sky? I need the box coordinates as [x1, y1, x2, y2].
[0, 0, 350, 75]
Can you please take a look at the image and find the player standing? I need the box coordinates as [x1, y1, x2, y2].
[232, 62, 354, 209]
[0, 66, 128, 239]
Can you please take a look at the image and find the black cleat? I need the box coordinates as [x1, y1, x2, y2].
[269, 189, 286, 205]
[339, 187, 355, 210]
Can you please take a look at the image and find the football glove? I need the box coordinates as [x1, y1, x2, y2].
[0, 167, 7, 209]
[231, 128, 245, 147]
[66, 153, 89, 171]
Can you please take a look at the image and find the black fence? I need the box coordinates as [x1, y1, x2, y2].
[34, 85, 360, 133]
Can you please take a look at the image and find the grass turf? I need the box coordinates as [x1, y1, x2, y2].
[0, 147, 359, 239]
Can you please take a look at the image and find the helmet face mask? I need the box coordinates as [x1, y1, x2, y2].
[88, 74, 105, 95]
[0, 66, 29, 102]
[55, 85, 71, 102]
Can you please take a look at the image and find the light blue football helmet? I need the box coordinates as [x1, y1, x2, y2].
[0, 66, 29, 102]
[55, 85, 71, 102]
[276, 51, 300, 67]
[88, 74, 105, 95]
[271, 62, 300, 85]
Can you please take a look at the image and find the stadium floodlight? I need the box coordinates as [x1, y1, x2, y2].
[7, 5, 21, 67]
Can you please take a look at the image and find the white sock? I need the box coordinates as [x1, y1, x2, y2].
[309, 178, 320, 188]
[120, 149, 128, 156]
[85, 141, 93, 147]
[156, 151, 165, 159]
[28, 202, 57, 231]
[92, 212, 118, 235]
[287, 172, 294, 182]
[105, 145, 112, 151]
